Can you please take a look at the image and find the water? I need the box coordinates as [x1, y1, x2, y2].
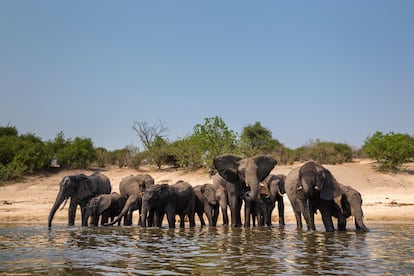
[0, 223, 413, 275]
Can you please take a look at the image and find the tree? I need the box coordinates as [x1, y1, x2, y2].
[363, 131, 414, 172]
[132, 120, 168, 150]
[148, 136, 170, 169]
[240, 122, 279, 156]
[192, 116, 238, 168]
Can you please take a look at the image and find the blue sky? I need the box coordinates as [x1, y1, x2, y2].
[1, 1, 413, 150]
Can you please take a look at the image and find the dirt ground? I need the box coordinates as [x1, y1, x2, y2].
[1, 159, 413, 227]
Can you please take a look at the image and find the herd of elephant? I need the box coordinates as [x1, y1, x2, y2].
[48, 154, 369, 232]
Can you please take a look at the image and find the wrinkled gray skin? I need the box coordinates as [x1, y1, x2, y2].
[263, 174, 286, 226]
[285, 161, 369, 232]
[141, 181, 196, 228]
[213, 154, 277, 227]
[106, 174, 154, 226]
[83, 192, 126, 226]
[320, 184, 369, 232]
[194, 183, 227, 226]
[48, 172, 111, 228]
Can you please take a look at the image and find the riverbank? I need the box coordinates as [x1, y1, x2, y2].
[1, 159, 413, 226]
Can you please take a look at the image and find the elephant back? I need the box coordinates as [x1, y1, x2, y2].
[119, 174, 154, 197]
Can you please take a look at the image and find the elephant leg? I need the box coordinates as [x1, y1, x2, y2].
[337, 216, 347, 231]
[101, 214, 109, 226]
[197, 210, 206, 226]
[204, 204, 213, 226]
[219, 199, 229, 226]
[188, 211, 196, 228]
[294, 210, 303, 229]
[319, 209, 335, 232]
[166, 209, 176, 228]
[244, 201, 252, 227]
[278, 198, 285, 226]
[179, 214, 185, 228]
[68, 200, 77, 226]
[211, 205, 219, 226]
[125, 211, 133, 226]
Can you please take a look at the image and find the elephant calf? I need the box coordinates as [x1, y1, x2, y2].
[194, 183, 227, 226]
[83, 192, 126, 226]
[141, 181, 196, 228]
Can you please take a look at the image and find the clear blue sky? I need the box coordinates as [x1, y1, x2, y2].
[1, 1, 413, 150]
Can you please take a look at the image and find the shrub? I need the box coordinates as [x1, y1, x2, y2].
[363, 131, 414, 172]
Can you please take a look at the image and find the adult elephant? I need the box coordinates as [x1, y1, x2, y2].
[193, 183, 228, 226]
[83, 192, 126, 226]
[285, 161, 369, 232]
[48, 172, 111, 228]
[106, 174, 154, 226]
[141, 181, 196, 228]
[263, 174, 286, 226]
[213, 154, 277, 227]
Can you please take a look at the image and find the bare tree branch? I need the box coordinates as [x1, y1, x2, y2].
[132, 120, 168, 150]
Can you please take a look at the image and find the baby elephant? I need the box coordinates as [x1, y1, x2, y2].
[83, 193, 126, 226]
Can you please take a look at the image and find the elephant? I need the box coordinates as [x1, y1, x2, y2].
[263, 174, 286, 226]
[211, 173, 232, 226]
[323, 184, 369, 231]
[285, 161, 369, 232]
[82, 192, 126, 226]
[213, 154, 277, 227]
[244, 185, 274, 227]
[193, 183, 227, 226]
[141, 181, 196, 228]
[106, 174, 154, 226]
[48, 172, 111, 228]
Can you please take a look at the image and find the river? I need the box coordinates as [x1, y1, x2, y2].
[0, 223, 412, 275]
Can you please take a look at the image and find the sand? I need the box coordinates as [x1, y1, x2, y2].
[1, 159, 413, 226]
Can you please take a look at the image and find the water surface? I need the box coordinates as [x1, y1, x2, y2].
[0, 223, 412, 275]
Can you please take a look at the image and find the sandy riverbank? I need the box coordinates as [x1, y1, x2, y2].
[1, 159, 413, 227]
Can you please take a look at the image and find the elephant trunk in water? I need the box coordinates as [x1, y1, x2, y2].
[353, 209, 369, 232]
[106, 195, 139, 226]
[48, 192, 65, 228]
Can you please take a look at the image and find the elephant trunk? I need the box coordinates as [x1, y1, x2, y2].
[106, 195, 137, 226]
[244, 175, 259, 202]
[354, 210, 369, 232]
[141, 203, 149, 227]
[48, 193, 65, 229]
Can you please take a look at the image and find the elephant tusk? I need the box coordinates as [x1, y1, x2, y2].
[314, 186, 319, 191]
[60, 198, 68, 211]
[278, 190, 284, 197]
[297, 186, 303, 191]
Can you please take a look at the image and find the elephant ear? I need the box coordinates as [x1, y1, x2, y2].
[213, 154, 242, 183]
[97, 195, 111, 214]
[202, 184, 217, 205]
[277, 174, 286, 195]
[254, 155, 277, 182]
[76, 174, 97, 201]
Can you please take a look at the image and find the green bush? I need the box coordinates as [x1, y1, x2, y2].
[295, 140, 353, 164]
[363, 131, 414, 172]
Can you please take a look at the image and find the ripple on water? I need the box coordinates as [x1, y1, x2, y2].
[0, 223, 413, 274]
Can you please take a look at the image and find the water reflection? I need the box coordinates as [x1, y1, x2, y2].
[0, 224, 412, 275]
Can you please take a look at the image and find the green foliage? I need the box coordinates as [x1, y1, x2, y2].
[240, 122, 279, 156]
[147, 136, 170, 169]
[191, 116, 238, 168]
[363, 131, 414, 172]
[170, 136, 205, 169]
[0, 126, 98, 182]
[296, 140, 353, 164]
